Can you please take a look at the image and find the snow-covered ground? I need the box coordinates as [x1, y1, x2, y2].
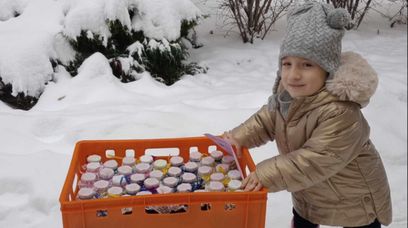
[0, 0, 406, 227]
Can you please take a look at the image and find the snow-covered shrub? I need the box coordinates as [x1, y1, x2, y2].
[62, 0, 205, 85]
[0, 0, 28, 21]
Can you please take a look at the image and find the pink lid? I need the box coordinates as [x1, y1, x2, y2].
[163, 177, 179, 187]
[122, 157, 136, 167]
[153, 159, 167, 170]
[140, 155, 153, 164]
[135, 163, 151, 173]
[86, 162, 101, 172]
[190, 152, 203, 162]
[184, 162, 198, 172]
[210, 150, 223, 160]
[118, 165, 133, 175]
[94, 180, 109, 190]
[215, 164, 230, 173]
[227, 170, 241, 180]
[87, 154, 101, 163]
[125, 183, 141, 195]
[208, 181, 225, 192]
[210, 172, 225, 182]
[198, 166, 212, 176]
[157, 186, 173, 194]
[167, 167, 182, 177]
[149, 170, 164, 180]
[177, 183, 192, 192]
[112, 175, 126, 186]
[103, 159, 118, 170]
[170, 156, 184, 166]
[81, 173, 97, 182]
[144, 177, 160, 189]
[136, 191, 152, 196]
[78, 188, 95, 199]
[200, 156, 215, 167]
[181, 172, 196, 183]
[130, 173, 146, 183]
[222, 155, 235, 165]
[107, 186, 123, 196]
[99, 168, 115, 180]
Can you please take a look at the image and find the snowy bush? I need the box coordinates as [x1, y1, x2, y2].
[0, 0, 28, 21]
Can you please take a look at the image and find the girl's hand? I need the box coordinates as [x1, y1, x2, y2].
[241, 172, 263, 192]
[222, 131, 242, 158]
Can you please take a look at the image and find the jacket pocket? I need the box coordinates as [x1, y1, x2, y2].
[327, 179, 346, 201]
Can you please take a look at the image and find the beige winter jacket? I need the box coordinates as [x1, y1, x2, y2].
[230, 52, 392, 227]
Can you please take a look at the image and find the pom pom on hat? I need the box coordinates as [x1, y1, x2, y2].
[327, 8, 352, 29]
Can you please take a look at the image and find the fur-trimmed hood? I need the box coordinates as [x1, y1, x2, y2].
[326, 51, 378, 107]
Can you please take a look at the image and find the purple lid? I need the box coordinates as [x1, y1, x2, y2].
[144, 177, 160, 189]
[130, 173, 146, 183]
[167, 166, 182, 177]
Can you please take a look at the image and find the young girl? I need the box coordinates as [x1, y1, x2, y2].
[223, 2, 392, 228]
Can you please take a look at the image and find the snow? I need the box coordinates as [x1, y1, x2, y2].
[0, 0, 407, 227]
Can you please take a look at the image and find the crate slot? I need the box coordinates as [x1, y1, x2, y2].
[224, 203, 236, 211]
[105, 149, 115, 158]
[189, 146, 198, 153]
[121, 208, 133, 215]
[125, 149, 135, 157]
[145, 205, 188, 214]
[96, 210, 108, 217]
[208, 145, 217, 153]
[200, 203, 211, 211]
[145, 148, 179, 157]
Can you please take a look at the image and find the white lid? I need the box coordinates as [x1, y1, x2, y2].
[208, 181, 225, 192]
[216, 164, 230, 173]
[99, 168, 115, 180]
[125, 183, 141, 194]
[201, 156, 215, 166]
[190, 152, 202, 162]
[184, 162, 198, 172]
[136, 191, 152, 196]
[144, 177, 159, 189]
[210, 172, 225, 182]
[198, 166, 212, 176]
[222, 155, 235, 165]
[182, 172, 196, 183]
[194, 189, 207, 193]
[118, 165, 133, 175]
[78, 188, 95, 199]
[177, 183, 192, 192]
[103, 160, 118, 170]
[163, 176, 179, 187]
[170, 156, 184, 166]
[149, 170, 164, 180]
[157, 185, 173, 194]
[228, 170, 241, 180]
[107, 186, 123, 196]
[135, 163, 151, 173]
[122, 157, 136, 166]
[227, 180, 242, 190]
[153, 159, 167, 170]
[87, 154, 101, 163]
[140, 155, 153, 164]
[81, 172, 97, 182]
[167, 167, 182, 177]
[112, 175, 126, 186]
[94, 180, 110, 190]
[130, 173, 146, 183]
[86, 162, 101, 172]
[210, 150, 223, 160]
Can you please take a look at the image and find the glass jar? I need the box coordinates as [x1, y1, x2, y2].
[144, 177, 160, 190]
[118, 165, 133, 176]
[103, 159, 118, 171]
[86, 162, 101, 173]
[93, 180, 110, 198]
[79, 172, 97, 188]
[153, 159, 168, 170]
[77, 187, 95, 200]
[87, 154, 101, 163]
[99, 168, 115, 180]
[169, 156, 184, 167]
[140, 155, 153, 164]
[184, 161, 198, 173]
[163, 176, 179, 188]
[149, 170, 164, 180]
[190, 151, 203, 162]
[215, 164, 230, 174]
[200, 156, 215, 167]
[122, 157, 136, 167]
[181, 172, 197, 183]
[207, 181, 225, 192]
[167, 166, 182, 177]
[210, 150, 223, 162]
[130, 173, 146, 185]
[135, 163, 151, 174]
[112, 175, 127, 187]
[177, 183, 192, 193]
[210, 172, 225, 182]
[125, 183, 141, 195]
[107, 186, 123, 198]
[227, 179, 242, 192]
[227, 169, 241, 180]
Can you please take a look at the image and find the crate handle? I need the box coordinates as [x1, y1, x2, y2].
[145, 204, 188, 214]
[145, 148, 180, 157]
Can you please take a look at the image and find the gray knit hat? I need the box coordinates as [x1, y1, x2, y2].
[273, 2, 352, 94]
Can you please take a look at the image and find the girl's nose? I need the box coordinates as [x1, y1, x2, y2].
[288, 67, 301, 80]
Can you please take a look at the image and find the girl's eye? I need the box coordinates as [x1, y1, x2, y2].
[303, 63, 313, 67]
[282, 62, 291, 66]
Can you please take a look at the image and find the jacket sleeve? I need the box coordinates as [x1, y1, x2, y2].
[256, 104, 369, 192]
[229, 105, 276, 149]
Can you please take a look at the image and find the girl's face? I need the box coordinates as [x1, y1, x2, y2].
[281, 56, 327, 98]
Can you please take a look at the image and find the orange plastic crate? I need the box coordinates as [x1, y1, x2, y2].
[59, 136, 267, 228]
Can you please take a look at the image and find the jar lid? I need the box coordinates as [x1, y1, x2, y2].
[86, 162, 101, 172]
[130, 173, 146, 183]
[170, 156, 184, 166]
[125, 183, 141, 194]
[81, 172, 97, 182]
[167, 166, 182, 177]
[198, 166, 212, 176]
[184, 162, 198, 172]
[177, 183, 192, 192]
[163, 176, 179, 188]
[144, 177, 160, 189]
[208, 181, 224, 192]
[118, 165, 133, 175]
[210, 172, 225, 182]
[210, 150, 223, 160]
[200, 156, 215, 167]
[94, 180, 109, 190]
[215, 164, 230, 174]
[222, 155, 234, 165]
[182, 172, 196, 183]
[87, 154, 101, 163]
[228, 170, 241, 180]
[149, 170, 164, 180]
[135, 163, 151, 173]
[190, 152, 203, 162]
[122, 157, 136, 166]
[136, 191, 152, 196]
[107, 186, 123, 196]
[157, 185, 173, 194]
[194, 189, 207, 193]
[103, 159, 118, 170]
[78, 188, 95, 199]
[140, 155, 153, 164]
[112, 175, 126, 186]
[227, 180, 242, 190]
[153, 159, 167, 170]
[99, 168, 114, 180]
